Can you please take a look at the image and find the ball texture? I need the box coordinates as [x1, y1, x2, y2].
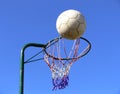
[56, 9, 86, 40]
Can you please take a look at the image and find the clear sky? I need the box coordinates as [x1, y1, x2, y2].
[0, 0, 120, 94]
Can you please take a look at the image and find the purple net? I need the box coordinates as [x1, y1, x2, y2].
[52, 75, 69, 90]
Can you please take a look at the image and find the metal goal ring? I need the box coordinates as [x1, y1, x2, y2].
[44, 37, 91, 60]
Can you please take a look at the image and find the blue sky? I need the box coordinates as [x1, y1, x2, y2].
[0, 0, 120, 94]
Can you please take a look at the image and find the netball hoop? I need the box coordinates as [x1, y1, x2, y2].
[19, 36, 91, 94]
[44, 37, 91, 90]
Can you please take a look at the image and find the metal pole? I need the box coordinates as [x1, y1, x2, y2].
[19, 43, 46, 94]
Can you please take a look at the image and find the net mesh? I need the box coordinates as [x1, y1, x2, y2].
[44, 37, 90, 90]
[44, 56, 71, 90]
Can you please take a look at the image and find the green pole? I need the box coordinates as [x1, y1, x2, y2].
[19, 43, 46, 94]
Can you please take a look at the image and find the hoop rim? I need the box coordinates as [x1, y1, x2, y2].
[44, 37, 91, 60]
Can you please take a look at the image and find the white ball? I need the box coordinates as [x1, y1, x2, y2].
[56, 9, 86, 40]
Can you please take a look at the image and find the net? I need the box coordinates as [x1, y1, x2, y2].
[44, 37, 91, 90]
